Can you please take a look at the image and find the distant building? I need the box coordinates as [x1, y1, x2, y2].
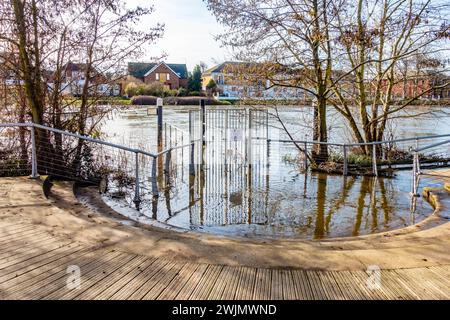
[127, 62, 188, 90]
[47, 62, 121, 96]
[381, 72, 450, 100]
[201, 61, 308, 100]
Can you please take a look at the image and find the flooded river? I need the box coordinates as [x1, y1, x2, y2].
[99, 105, 449, 239]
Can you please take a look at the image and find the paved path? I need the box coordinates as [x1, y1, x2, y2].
[0, 173, 450, 300]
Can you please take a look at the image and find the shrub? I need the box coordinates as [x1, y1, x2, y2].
[131, 95, 158, 105]
[177, 87, 188, 96]
[188, 91, 201, 97]
[124, 82, 139, 97]
[166, 89, 178, 97]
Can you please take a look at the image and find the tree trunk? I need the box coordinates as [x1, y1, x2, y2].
[312, 96, 328, 163]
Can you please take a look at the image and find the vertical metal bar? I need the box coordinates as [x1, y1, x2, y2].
[248, 109, 252, 166]
[372, 144, 378, 177]
[157, 98, 163, 145]
[189, 110, 192, 142]
[164, 122, 167, 148]
[201, 99, 206, 147]
[343, 145, 348, 176]
[151, 156, 159, 196]
[133, 152, 141, 210]
[30, 125, 39, 178]
[189, 141, 195, 176]
[304, 142, 308, 171]
[164, 149, 171, 175]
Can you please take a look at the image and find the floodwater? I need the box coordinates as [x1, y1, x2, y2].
[99, 105, 449, 239]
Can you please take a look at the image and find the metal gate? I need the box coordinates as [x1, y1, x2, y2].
[187, 107, 271, 227]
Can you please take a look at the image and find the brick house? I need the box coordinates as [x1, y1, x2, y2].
[127, 62, 188, 90]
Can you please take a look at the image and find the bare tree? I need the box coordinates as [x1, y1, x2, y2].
[330, 0, 450, 153]
[204, 0, 343, 163]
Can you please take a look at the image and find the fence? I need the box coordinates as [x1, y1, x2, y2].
[0, 122, 198, 211]
[1, 106, 449, 216]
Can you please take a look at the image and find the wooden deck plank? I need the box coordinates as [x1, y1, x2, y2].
[126, 260, 178, 300]
[305, 271, 328, 300]
[0, 229, 50, 246]
[379, 270, 415, 300]
[0, 241, 76, 273]
[189, 265, 223, 300]
[395, 268, 449, 299]
[217, 266, 241, 300]
[156, 263, 199, 300]
[0, 244, 87, 286]
[109, 258, 170, 300]
[331, 271, 364, 300]
[234, 267, 256, 300]
[94, 257, 157, 300]
[44, 252, 133, 300]
[316, 271, 346, 300]
[75, 255, 148, 300]
[291, 270, 315, 300]
[280, 270, 296, 300]
[347, 270, 387, 300]
[0, 233, 59, 260]
[19, 250, 122, 300]
[174, 264, 208, 300]
[142, 262, 186, 300]
[252, 268, 271, 300]
[270, 270, 283, 300]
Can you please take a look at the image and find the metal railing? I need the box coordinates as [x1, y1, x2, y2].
[1, 121, 449, 217]
[410, 138, 450, 196]
[0, 122, 199, 210]
[262, 133, 450, 176]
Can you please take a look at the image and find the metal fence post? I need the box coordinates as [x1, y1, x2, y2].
[200, 99, 206, 147]
[157, 98, 163, 145]
[133, 152, 141, 210]
[247, 109, 252, 166]
[343, 144, 348, 176]
[164, 149, 172, 175]
[304, 142, 308, 171]
[189, 141, 196, 176]
[151, 156, 159, 196]
[411, 151, 419, 197]
[372, 144, 378, 177]
[30, 125, 39, 179]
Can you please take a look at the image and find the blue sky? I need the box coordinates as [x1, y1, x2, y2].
[129, 0, 229, 71]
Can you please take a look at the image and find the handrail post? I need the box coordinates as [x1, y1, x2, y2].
[343, 144, 348, 176]
[411, 151, 420, 197]
[151, 156, 159, 196]
[372, 144, 378, 177]
[189, 141, 196, 176]
[200, 99, 206, 147]
[304, 142, 308, 171]
[29, 124, 39, 179]
[164, 148, 172, 179]
[157, 98, 163, 145]
[133, 152, 141, 210]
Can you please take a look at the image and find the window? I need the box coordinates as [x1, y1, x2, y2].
[167, 73, 170, 81]
[156, 73, 159, 80]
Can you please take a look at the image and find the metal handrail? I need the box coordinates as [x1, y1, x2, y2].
[254, 134, 450, 148]
[0, 122, 158, 158]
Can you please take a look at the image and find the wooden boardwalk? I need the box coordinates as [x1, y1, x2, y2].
[1, 219, 449, 300]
